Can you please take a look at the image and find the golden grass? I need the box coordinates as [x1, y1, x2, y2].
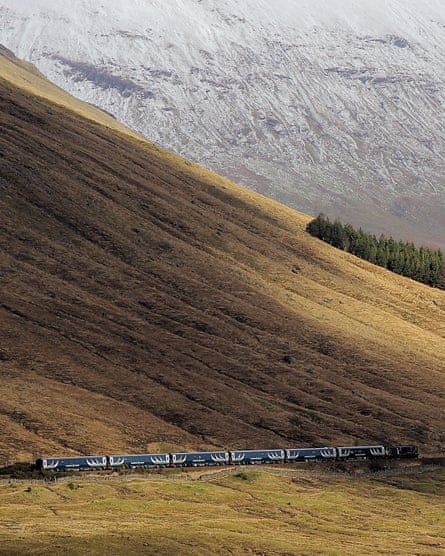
[0, 372, 196, 465]
[0, 468, 443, 555]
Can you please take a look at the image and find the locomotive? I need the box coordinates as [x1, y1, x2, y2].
[36, 444, 418, 472]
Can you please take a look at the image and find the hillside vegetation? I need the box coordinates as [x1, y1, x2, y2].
[0, 48, 444, 465]
[307, 214, 445, 288]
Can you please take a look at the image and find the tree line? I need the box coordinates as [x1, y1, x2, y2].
[306, 214, 445, 289]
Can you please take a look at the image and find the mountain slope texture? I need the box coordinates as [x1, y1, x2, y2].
[1, 0, 445, 249]
[1, 47, 445, 465]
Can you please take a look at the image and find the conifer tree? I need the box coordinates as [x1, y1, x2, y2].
[306, 214, 444, 289]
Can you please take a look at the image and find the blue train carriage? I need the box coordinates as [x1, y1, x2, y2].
[107, 453, 170, 469]
[230, 449, 285, 465]
[36, 455, 107, 471]
[387, 445, 418, 458]
[285, 447, 336, 463]
[170, 451, 230, 467]
[336, 445, 386, 460]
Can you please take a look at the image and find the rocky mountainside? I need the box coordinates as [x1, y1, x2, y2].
[1, 0, 445, 248]
[1, 48, 445, 464]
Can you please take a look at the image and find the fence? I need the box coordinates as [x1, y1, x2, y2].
[0, 463, 441, 486]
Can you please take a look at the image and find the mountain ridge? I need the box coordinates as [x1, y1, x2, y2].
[1, 0, 445, 249]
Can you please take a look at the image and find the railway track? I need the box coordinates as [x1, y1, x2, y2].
[1, 460, 442, 486]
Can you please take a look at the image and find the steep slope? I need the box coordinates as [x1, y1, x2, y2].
[0, 45, 143, 143]
[1, 0, 445, 248]
[1, 50, 445, 465]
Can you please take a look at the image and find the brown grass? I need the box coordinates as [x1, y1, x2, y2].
[0, 468, 443, 555]
[0, 49, 444, 464]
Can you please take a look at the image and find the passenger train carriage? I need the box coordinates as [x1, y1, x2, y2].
[230, 449, 285, 465]
[336, 445, 386, 459]
[285, 447, 337, 462]
[170, 451, 230, 467]
[108, 453, 170, 469]
[37, 456, 107, 471]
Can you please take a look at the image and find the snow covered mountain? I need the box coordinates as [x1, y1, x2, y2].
[2, 0, 445, 248]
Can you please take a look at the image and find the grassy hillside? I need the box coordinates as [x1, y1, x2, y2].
[0, 468, 444, 555]
[0, 48, 444, 465]
[0, 45, 144, 142]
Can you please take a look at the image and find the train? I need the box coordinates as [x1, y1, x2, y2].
[36, 444, 418, 472]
